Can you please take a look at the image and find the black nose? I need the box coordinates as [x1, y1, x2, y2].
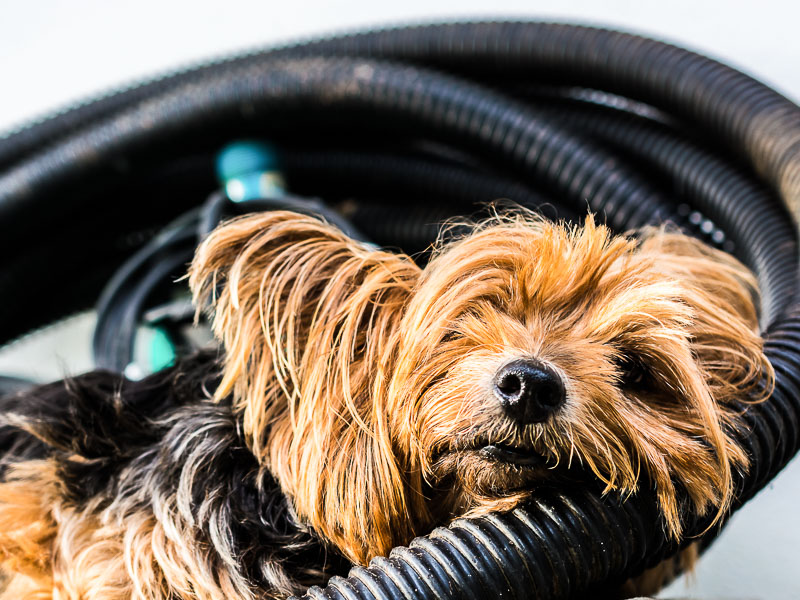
[493, 359, 566, 423]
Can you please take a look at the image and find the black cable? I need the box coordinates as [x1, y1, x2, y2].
[93, 211, 200, 370]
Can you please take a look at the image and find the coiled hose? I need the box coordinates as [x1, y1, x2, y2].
[0, 21, 799, 599]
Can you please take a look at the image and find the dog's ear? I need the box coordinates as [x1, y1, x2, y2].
[189, 210, 422, 564]
[633, 229, 773, 532]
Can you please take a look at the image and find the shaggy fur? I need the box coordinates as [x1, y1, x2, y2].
[0, 210, 772, 599]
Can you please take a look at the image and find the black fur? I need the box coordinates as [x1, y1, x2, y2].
[0, 352, 348, 595]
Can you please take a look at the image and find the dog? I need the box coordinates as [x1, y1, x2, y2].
[0, 210, 772, 599]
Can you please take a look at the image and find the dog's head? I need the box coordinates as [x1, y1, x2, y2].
[189, 210, 771, 565]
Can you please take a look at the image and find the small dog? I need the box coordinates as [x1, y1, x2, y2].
[0, 210, 771, 599]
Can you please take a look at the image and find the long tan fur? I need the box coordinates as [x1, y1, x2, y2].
[191, 210, 771, 564]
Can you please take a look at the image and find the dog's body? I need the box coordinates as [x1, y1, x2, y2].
[0, 354, 345, 599]
[0, 211, 771, 599]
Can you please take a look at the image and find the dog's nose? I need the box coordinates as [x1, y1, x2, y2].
[493, 359, 566, 423]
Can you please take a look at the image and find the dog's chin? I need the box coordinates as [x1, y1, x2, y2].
[478, 443, 545, 467]
[430, 441, 549, 499]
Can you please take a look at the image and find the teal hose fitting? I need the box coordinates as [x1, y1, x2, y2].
[216, 141, 286, 202]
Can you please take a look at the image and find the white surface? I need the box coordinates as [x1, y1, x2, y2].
[662, 457, 800, 599]
[1, 2, 799, 598]
[0, 312, 94, 381]
[1, 0, 800, 133]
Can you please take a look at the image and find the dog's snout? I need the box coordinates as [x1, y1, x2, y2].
[493, 359, 565, 423]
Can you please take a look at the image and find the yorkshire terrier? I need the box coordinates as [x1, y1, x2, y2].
[0, 210, 771, 599]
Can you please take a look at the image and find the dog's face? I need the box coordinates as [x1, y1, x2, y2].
[190, 211, 771, 566]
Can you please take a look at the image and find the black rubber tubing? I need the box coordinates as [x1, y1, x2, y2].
[0, 56, 793, 323]
[0, 23, 797, 316]
[92, 209, 201, 371]
[277, 148, 575, 249]
[2, 22, 800, 225]
[0, 21, 798, 600]
[0, 57, 677, 237]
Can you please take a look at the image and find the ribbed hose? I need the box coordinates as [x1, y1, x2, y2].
[266, 22, 800, 225]
[0, 21, 798, 600]
[3, 23, 800, 224]
[278, 149, 574, 252]
[0, 58, 674, 234]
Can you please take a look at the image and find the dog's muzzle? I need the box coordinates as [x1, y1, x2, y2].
[493, 359, 566, 424]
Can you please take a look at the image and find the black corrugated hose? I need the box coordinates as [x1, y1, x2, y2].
[1, 21, 799, 600]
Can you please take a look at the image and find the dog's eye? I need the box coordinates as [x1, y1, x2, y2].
[614, 355, 652, 388]
[441, 330, 464, 344]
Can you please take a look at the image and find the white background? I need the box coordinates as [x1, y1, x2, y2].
[1, 1, 799, 598]
[2, 0, 800, 132]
